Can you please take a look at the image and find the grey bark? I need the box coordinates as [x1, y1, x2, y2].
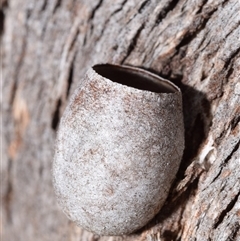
[1, 0, 240, 241]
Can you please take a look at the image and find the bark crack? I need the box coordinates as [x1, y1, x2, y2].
[58, 16, 79, 101]
[196, 0, 208, 14]
[223, 46, 240, 70]
[66, 58, 74, 98]
[92, 0, 129, 45]
[210, 139, 240, 185]
[121, 23, 145, 64]
[89, 0, 104, 20]
[89, 0, 104, 37]
[41, 0, 48, 12]
[53, 0, 62, 14]
[175, 7, 218, 51]
[223, 139, 240, 165]
[10, 10, 29, 105]
[110, 0, 128, 16]
[0, 0, 7, 36]
[0, 10, 3, 35]
[213, 191, 240, 229]
[155, 0, 180, 25]
[138, 0, 151, 13]
[226, 222, 240, 241]
[230, 115, 240, 131]
[51, 99, 62, 130]
[3, 160, 13, 224]
[224, 20, 240, 40]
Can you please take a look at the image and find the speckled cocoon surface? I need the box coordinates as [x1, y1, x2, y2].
[52, 64, 184, 236]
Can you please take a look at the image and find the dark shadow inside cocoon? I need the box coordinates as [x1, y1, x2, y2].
[93, 64, 178, 94]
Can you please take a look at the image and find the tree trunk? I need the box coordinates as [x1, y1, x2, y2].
[2, 0, 240, 240]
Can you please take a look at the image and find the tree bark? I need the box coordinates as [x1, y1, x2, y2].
[2, 0, 240, 240]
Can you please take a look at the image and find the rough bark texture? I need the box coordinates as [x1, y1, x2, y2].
[1, 0, 240, 241]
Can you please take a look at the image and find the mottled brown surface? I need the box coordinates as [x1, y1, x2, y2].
[2, 0, 240, 241]
[53, 66, 184, 235]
